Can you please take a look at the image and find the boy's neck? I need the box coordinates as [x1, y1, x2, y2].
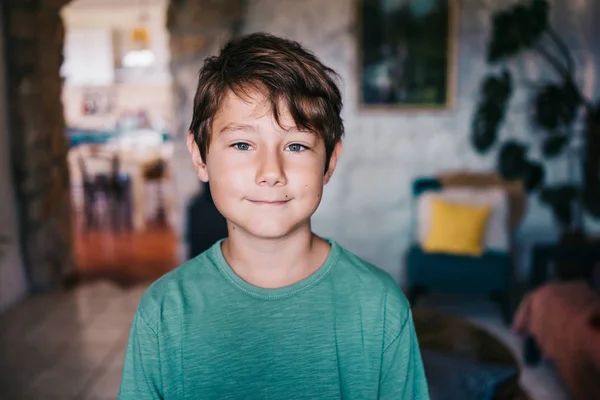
[221, 223, 331, 289]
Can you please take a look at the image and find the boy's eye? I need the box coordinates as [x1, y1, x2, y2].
[287, 143, 308, 152]
[232, 142, 252, 151]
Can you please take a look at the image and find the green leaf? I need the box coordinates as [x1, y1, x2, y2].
[482, 69, 513, 99]
[471, 109, 498, 152]
[522, 161, 545, 191]
[540, 184, 579, 227]
[534, 83, 581, 130]
[470, 71, 513, 153]
[551, 203, 573, 227]
[539, 184, 579, 205]
[583, 186, 600, 219]
[471, 102, 504, 152]
[542, 134, 569, 157]
[497, 140, 528, 180]
[529, 0, 550, 43]
[487, 0, 550, 63]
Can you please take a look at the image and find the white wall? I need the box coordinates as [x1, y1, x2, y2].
[0, 6, 28, 312]
[61, 28, 115, 85]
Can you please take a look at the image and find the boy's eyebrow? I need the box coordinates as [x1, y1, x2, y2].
[219, 123, 257, 135]
[219, 123, 316, 135]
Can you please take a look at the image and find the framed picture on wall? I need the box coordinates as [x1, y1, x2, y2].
[357, 0, 458, 111]
[81, 87, 115, 116]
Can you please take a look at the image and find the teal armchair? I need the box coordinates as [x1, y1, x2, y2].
[405, 172, 526, 324]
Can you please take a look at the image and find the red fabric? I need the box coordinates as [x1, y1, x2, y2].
[513, 281, 600, 400]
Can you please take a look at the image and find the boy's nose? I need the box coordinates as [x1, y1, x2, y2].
[256, 149, 287, 187]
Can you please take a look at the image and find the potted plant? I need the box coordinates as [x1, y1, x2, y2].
[471, 0, 600, 237]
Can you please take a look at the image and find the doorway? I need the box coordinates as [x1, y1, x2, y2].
[60, 0, 177, 286]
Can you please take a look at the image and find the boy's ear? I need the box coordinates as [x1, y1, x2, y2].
[186, 131, 209, 182]
[324, 140, 343, 185]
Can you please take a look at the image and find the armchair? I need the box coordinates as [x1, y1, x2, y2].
[405, 171, 526, 324]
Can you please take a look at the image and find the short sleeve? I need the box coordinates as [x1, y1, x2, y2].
[379, 309, 430, 399]
[118, 309, 163, 400]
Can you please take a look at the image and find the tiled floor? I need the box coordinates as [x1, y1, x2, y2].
[0, 209, 177, 398]
[0, 282, 144, 400]
[0, 282, 570, 400]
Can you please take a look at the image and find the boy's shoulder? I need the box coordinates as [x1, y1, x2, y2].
[134, 247, 221, 322]
[333, 242, 411, 315]
[336, 244, 399, 288]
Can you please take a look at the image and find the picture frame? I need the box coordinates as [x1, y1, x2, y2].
[81, 87, 116, 116]
[357, 0, 459, 111]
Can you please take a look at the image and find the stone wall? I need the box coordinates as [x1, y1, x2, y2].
[1, 0, 74, 291]
[0, 4, 28, 312]
[168, 0, 600, 283]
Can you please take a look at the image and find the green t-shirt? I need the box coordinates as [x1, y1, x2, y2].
[118, 239, 430, 399]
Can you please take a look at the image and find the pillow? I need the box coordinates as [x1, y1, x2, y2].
[421, 348, 518, 400]
[417, 188, 510, 252]
[422, 197, 492, 256]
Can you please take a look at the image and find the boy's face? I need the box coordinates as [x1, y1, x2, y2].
[187, 90, 342, 240]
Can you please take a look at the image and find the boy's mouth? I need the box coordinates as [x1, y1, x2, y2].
[247, 199, 291, 206]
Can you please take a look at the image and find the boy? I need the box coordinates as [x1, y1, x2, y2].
[119, 32, 429, 399]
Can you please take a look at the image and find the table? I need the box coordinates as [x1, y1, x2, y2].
[68, 138, 174, 231]
[413, 308, 530, 399]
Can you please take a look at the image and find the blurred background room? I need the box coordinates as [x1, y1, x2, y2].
[0, 0, 599, 399]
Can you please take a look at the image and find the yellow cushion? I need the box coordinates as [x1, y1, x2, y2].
[422, 197, 492, 256]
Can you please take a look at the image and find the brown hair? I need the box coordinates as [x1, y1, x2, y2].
[189, 32, 344, 171]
